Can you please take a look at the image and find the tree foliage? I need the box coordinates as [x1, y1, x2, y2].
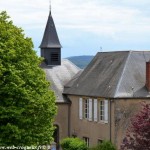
[0, 11, 56, 146]
[60, 137, 87, 150]
[89, 140, 116, 150]
[120, 102, 150, 150]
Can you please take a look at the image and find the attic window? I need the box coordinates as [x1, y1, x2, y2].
[51, 52, 59, 62]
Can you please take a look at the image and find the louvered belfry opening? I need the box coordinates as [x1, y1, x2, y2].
[51, 52, 59, 62]
[50, 49, 61, 65]
[146, 61, 150, 91]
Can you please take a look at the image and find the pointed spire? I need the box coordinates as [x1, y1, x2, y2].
[39, 9, 61, 48]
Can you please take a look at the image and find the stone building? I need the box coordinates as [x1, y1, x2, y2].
[63, 51, 150, 148]
[40, 10, 150, 149]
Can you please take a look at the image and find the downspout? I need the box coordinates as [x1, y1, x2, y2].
[109, 99, 112, 142]
[65, 95, 71, 137]
[68, 102, 71, 137]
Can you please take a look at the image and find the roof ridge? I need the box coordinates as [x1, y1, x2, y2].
[114, 51, 132, 97]
[64, 58, 81, 70]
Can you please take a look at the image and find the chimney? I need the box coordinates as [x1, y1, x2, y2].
[146, 62, 150, 91]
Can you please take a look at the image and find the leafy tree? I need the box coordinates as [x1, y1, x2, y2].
[0, 11, 57, 146]
[89, 140, 116, 150]
[60, 137, 87, 150]
[120, 102, 150, 150]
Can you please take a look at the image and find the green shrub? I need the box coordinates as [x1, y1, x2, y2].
[60, 137, 87, 150]
[89, 140, 116, 150]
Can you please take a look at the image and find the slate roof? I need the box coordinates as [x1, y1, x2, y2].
[40, 11, 61, 48]
[64, 51, 150, 98]
[41, 59, 80, 102]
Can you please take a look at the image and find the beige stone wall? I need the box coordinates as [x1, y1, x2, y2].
[54, 103, 70, 141]
[67, 95, 150, 149]
[113, 99, 150, 149]
[68, 95, 110, 147]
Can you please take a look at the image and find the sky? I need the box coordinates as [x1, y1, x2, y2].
[1, 0, 150, 58]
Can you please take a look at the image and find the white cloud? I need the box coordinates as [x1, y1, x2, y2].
[1, 0, 149, 34]
[1, 0, 150, 57]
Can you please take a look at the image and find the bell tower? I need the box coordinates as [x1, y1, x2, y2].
[40, 10, 62, 66]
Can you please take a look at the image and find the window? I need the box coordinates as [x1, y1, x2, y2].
[99, 100, 104, 121]
[99, 100, 108, 123]
[83, 137, 89, 147]
[98, 139, 103, 145]
[79, 98, 92, 121]
[79, 98, 108, 123]
[84, 99, 89, 119]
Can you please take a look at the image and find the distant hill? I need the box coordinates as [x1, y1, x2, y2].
[67, 55, 94, 69]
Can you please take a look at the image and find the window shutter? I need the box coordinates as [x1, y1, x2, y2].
[94, 99, 97, 122]
[79, 98, 83, 119]
[89, 99, 92, 121]
[104, 100, 108, 123]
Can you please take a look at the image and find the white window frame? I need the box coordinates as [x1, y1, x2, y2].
[99, 99, 108, 123]
[99, 100, 105, 121]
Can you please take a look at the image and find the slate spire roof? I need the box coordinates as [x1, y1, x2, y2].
[64, 51, 150, 98]
[40, 11, 61, 48]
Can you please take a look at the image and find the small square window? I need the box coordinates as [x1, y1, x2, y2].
[98, 139, 103, 145]
[83, 137, 89, 147]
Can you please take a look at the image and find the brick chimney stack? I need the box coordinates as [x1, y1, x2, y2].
[146, 62, 150, 91]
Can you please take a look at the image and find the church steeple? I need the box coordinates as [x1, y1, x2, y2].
[40, 10, 62, 66]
